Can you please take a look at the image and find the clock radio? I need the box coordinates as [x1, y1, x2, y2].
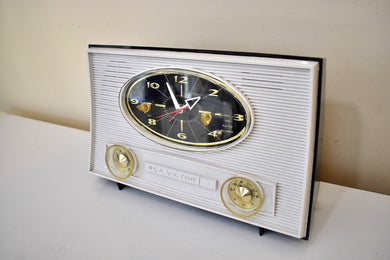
[88, 45, 324, 239]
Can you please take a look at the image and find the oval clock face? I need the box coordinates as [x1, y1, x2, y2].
[119, 68, 253, 151]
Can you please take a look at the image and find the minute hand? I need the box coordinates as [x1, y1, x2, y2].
[166, 82, 181, 110]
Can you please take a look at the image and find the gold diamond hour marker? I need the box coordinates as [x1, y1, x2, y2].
[137, 103, 151, 113]
[118, 153, 129, 168]
[200, 111, 212, 126]
[235, 186, 252, 203]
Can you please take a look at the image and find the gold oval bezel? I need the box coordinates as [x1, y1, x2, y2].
[119, 68, 254, 151]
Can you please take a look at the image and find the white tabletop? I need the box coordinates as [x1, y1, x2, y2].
[0, 114, 389, 259]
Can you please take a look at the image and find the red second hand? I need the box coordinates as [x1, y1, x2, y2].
[169, 105, 189, 122]
[156, 109, 180, 119]
[155, 105, 189, 120]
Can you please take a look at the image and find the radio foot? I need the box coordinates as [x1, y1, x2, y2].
[117, 183, 126, 190]
[259, 227, 266, 236]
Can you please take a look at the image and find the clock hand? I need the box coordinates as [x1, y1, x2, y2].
[169, 105, 189, 122]
[184, 96, 201, 110]
[166, 82, 181, 110]
[156, 105, 189, 119]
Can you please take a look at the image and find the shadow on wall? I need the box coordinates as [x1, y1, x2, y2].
[9, 107, 90, 131]
[320, 101, 361, 190]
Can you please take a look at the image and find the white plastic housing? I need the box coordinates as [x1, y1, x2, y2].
[88, 46, 322, 238]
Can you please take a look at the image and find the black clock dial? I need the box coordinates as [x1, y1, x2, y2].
[120, 68, 252, 150]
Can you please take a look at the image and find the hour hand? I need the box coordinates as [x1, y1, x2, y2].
[166, 82, 181, 110]
[184, 96, 201, 110]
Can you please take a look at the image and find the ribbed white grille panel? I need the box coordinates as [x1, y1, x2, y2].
[88, 48, 319, 238]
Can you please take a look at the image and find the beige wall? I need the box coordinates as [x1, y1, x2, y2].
[0, 0, 389, 194]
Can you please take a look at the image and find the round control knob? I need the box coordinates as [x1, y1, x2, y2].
[105, 145, 137, 180]
[235, 186, 252, 203]
[220, 176, 263, 218]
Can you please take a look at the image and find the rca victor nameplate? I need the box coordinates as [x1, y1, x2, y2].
[88, 45, 324, 239]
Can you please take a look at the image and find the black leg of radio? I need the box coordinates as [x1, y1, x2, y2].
[259, 227, 266, 236]
[117, 183, 126, 190]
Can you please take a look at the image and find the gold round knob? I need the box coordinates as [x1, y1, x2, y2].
[106, 145, 136, 180]
[220, 176, 263, 218]
[116, 153, 129, 168]
[235, 186, 252, 203]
